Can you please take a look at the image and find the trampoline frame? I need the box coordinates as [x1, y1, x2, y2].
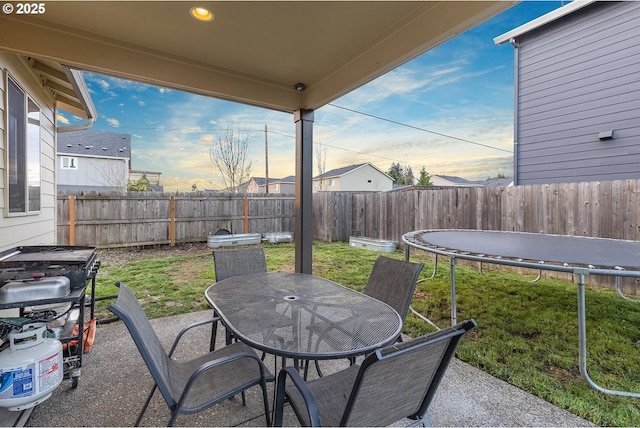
[403, 229, 640, 399]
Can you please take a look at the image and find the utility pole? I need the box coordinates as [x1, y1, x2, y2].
[265, 125, 269, 193]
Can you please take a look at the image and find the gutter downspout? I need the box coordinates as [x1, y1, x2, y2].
[510, 37, 520, 186]
[58, 67, 97, 132]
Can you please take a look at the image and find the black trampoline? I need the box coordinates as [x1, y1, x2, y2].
[403, 229, 640, 399]
[406, 229, 640, 270]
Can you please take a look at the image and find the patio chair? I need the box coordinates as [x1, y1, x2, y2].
[303, 255, 424, 378]
[274, 319, 477, 427]
[364, 255, 424, 341]
[108, 281, 272, 427]
[211, 247, 268, 350]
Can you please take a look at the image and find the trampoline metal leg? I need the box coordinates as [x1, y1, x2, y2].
[615, 274, 639, 302]
[576, 273, 640, 398]
[408, 246, 438, 283]
[530, 269, 542, 283]
[450, 257, 457, 326]
[431, 254, 438, 279]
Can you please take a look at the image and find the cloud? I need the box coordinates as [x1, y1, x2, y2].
[56, 113, 70, 125]
[105, 117, 120, 127]
[199, 134, 215, 144]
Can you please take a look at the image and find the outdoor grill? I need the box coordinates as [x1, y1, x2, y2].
[0, 246, 100, 390]
[0, 246, 99, 289]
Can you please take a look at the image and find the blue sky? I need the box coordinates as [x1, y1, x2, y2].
[57, 1, 564, 192]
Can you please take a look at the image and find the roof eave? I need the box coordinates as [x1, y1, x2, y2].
[494, 0, 597, 45]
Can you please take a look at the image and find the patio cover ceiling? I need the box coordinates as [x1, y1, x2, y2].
[0, 1, 515, 113]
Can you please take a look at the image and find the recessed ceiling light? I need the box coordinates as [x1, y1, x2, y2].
[190, 7, 214, 22]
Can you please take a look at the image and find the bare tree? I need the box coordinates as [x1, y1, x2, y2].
[209, 125, 253, 192]
[314, 143, 329, 192]
[96, 158, 128, 191]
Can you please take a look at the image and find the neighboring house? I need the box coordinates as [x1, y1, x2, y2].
[495, 0, 640, 185]
[0, 53, 95, 251]
[474, 177, 514, 187]
[313, 163, 393, 192]
[57, 129, 131, 192]
[247, 176, 295, 194]
[430, 175, 482, 187]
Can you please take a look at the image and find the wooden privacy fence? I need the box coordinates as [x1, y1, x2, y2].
[58, 180, 640, 293]
[57, 192, 295, 248]
[58, 180, 640, 247]
[314, 180, 640, 243]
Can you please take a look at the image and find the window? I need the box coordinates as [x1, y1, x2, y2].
[6, 76, 41, 214]
[61, 156, 78, 170]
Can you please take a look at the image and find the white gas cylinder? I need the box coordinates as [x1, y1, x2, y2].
[0, 323, 63, 411]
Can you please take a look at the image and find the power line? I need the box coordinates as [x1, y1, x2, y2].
[260, 129, 408, 163]
[327, 103, 512, 153]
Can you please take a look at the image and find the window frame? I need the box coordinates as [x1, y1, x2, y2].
[60, 156, 78, 170]
[4, 72, 42, 216]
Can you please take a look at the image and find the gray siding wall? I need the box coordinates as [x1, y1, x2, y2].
[515, 1, 640, 185]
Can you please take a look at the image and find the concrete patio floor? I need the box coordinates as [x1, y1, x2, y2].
[20, 310, 595, 427]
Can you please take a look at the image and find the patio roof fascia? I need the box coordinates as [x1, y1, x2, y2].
[0, 1, 517, 113]
[0, 16, 303, 113]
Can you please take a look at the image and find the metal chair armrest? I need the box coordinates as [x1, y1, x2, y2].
[274, 366, 322, 427]
[177, 350, 270, 420]
[169, 316, 222, 357]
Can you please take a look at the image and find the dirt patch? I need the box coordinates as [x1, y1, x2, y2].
[96, 242, 211, 268]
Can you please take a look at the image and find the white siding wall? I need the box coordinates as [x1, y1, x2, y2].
[57, 155, 128, 189]
[340, 164, 393, 191]
[0, 54, 57, 251]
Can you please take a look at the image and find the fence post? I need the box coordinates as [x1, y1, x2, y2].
[170, 196, 175, 247]
[68, 195, 76, 245]
[244, 196, 249, 233]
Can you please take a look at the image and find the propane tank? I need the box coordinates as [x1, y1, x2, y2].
[0, 323, 63, 411]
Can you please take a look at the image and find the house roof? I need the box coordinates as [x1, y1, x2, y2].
[494, 0, 596, 45]
[57, 129, 131, 159]
[0, 1, 515, 113]
[251, 176, 296, 186]
[315, 163, 391, 180]
[316, 163, 367, 179]
[431, 174, 482, 187]
[434, 174, 473, 184]
[476, 177, 514, 187]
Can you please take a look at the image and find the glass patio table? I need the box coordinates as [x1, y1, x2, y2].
[205, 272, 402, 361]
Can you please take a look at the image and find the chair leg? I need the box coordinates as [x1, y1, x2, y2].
[168, 408, 180, 427]
[303, 360, 310, 380]
[261, 377, 272, 427]
[210, 310, 218, 352]
[273, 371, 288, 427]
[134, 384, 158, 426]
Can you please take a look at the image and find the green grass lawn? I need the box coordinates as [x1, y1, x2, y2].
[93, 242, 640, 426]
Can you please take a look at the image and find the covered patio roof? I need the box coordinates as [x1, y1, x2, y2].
[0, 1, 516, 271]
